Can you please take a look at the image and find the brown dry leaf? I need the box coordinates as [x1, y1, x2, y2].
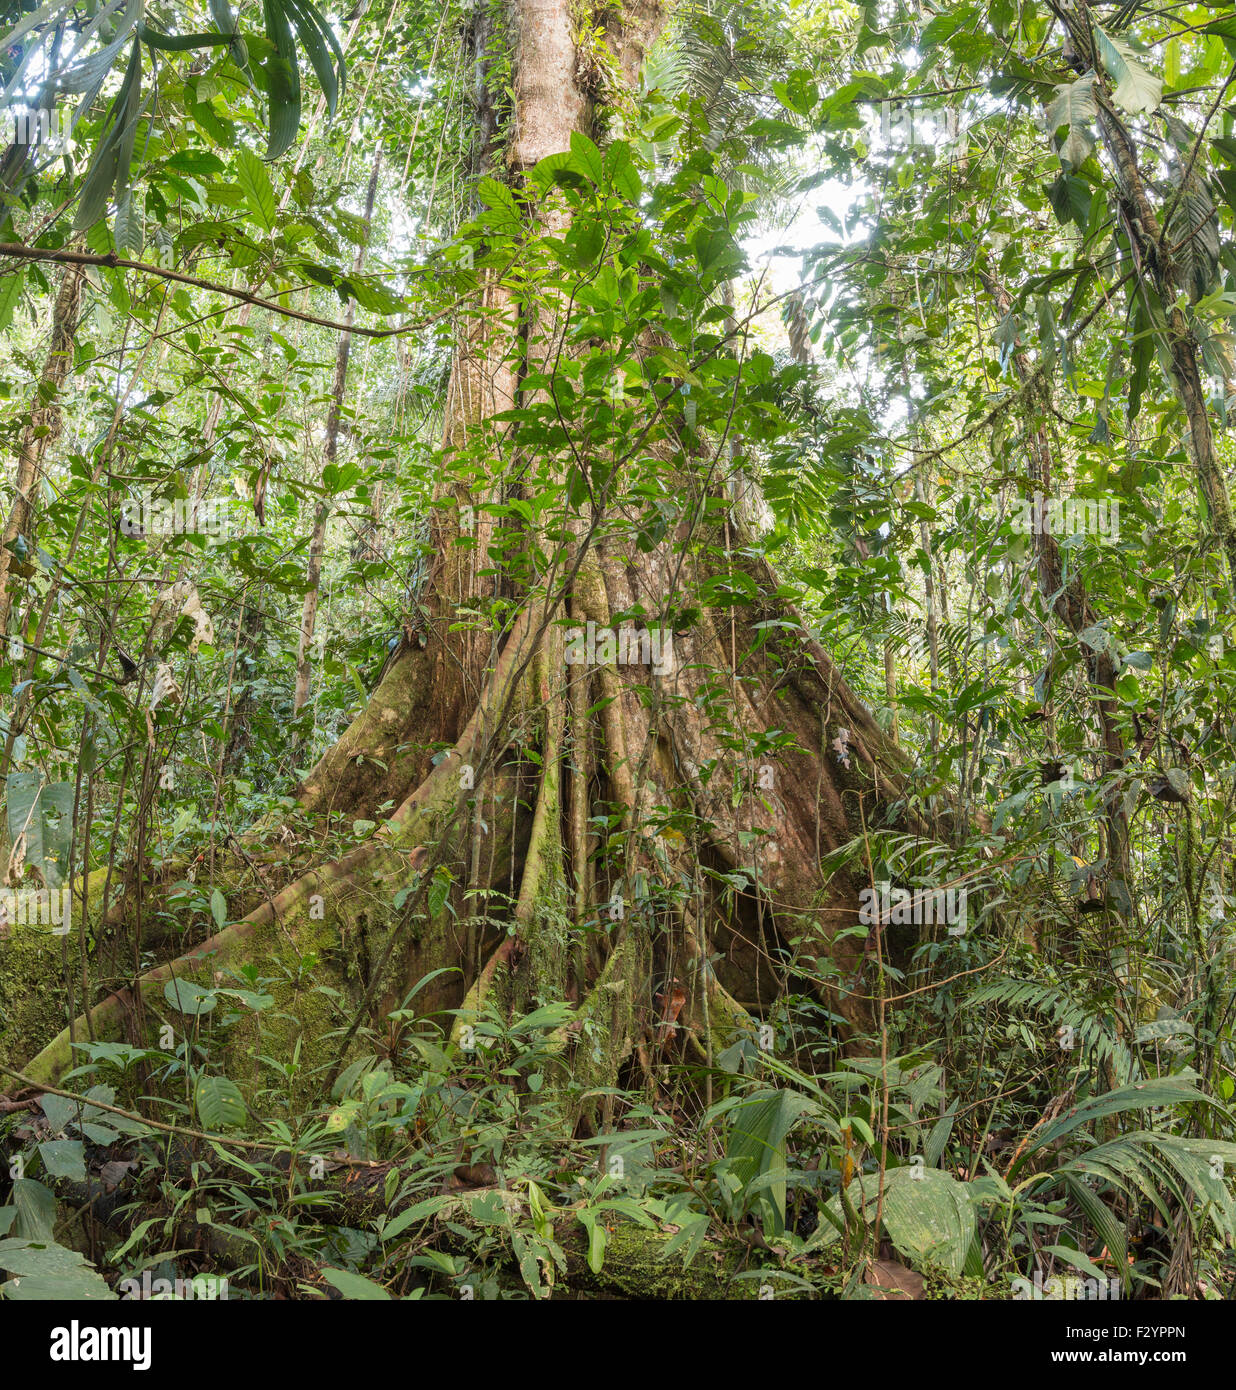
[452, 1162, 498, 1188]
[157, 583, 214, 654]
[146, 662, 183, 747]
[6, 831, 27, 887]
[98, 1158, 138, 1192]
[654, 978, 686, 1045]
[864, 1258, 925, 1301]
[831, 727, 852, 768]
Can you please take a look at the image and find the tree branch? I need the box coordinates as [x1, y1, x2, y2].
[0, 242, 455, 340]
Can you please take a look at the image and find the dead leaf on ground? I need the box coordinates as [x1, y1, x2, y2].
[452, 1162, 498, 1188]
[98, 1158, 138, 1191]
[865, 1258, 925, 1300]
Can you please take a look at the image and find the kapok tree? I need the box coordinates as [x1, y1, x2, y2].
[18, 0, 915, 1101]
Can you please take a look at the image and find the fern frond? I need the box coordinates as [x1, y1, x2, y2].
[970, 977, 1138, 1083]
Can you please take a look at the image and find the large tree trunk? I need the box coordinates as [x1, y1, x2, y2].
[18, 0, 913, 1095]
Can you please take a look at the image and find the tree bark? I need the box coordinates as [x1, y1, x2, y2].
[0, 262, 82, 642]
[17, 0, 916, 1094]
[1049, 4, 1236, 577]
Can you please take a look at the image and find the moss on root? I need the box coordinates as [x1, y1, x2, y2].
[0, 869, 113, 1069]
[0, 931, 74, 1070]
[564, 1222, 761, 1299]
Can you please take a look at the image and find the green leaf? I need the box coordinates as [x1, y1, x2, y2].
[604, 141, 641, 202]
[1165, 767, 1190, 801]
[476, 175, 522, 232]
[136, 24, 237, 52]
[209, 0, 250, 68]
[164, 978, 218, 1016]
[0, 1239, 115, 1300]
[562, 218, 605, 268]
[236, 148, 278, 232]
[4, 774, 74, 890]
[508, 1001, 576, 1035]
[321, 1267, 391, 1299]
[1015, 1074, 1215, 1170]
[568, 130, 604, 184]
[427, 867, 451, 919]
[283, 0, 342, 118]
[11, 1179, 57, 1242]
[878, 1168, 975, 1277]
[773, 69, 817, 116]
[725, 1089, 814, 1235]
[1095, 27, 1162, 115]
[262, 0, 301, 159]
[38, 1094, 77, 1135]
[74, 34, 144, 232]
[381, 1195, 452, 1241]
[576, 1209, 607, 1274]
[211, 888, 227, 928]
[114, 190, 144, 256]
[0, 268, 24, 334]
[38, 1140, 86, 1182]
[1045, 77, 1096, 168]
[194, 1075, 247, 1130]
[1042, 1243, 1111, 1283]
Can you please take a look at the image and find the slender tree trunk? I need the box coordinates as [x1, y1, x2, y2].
[294, 152, 383, 712]
[0, 262, 82, 642]
[980, 267, 1130, 887]
[1052, 5, 1236, 576]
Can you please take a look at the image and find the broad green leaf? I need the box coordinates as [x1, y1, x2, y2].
[38, 1140, 86, 1182]
[0, 269, 24, 334]
[194, 1075, 247, 1130]
[283, 0, 341, 118]
[878, 1168, 975, 1277]
[236, 148, 278, 232]
[0, 1239, 115, 1300]
[726, 1089, 814, 1235]
[164, 978, 217, 1016]
[1045, 77, 1096, 167]
[1095, 28, 1162, 115]
[381, 1195, 452, 1241]
[74, 35, 142, 231]
[262, 0, 301, 159]
[4, 774, 74, 890]
[114, 190, 143, 255]
[321, 1267, 391, 1299]
[11, 1179, 56, 1241]
[576, 1209, 607, 1274]
[1017, 1075, 1215, 1168]
[39, 1094, 78, 1135]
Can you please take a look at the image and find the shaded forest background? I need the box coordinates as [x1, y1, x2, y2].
[1, 0, 1236, 1301]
